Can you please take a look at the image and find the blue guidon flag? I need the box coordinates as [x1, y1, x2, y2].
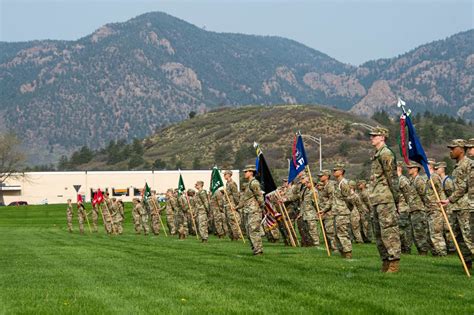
[288, 133, 308, 183]
[401, 113, 430, 178]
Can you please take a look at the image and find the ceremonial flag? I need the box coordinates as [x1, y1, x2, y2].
[255, 144, 277, 195]
[143, 182, 152, 201]
[96, 189, 104, 204]
[77, 194, 83, 203]
[210, 166, 224, 195]
[401, 114, 430, 177]
[288, 133, 308, 183]
[399, 116, 410, 165]
[92, 192, 98, 207]
[177, 173, 185, 196]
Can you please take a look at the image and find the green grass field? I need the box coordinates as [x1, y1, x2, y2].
[0, 204, 473, 314]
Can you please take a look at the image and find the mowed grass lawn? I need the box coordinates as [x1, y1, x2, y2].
[0, 204, 473, 314]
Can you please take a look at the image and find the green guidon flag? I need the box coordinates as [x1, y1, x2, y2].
[210, 166, 224, 195]
[144, 182, 151, 201]
[178, 173, 185, 196]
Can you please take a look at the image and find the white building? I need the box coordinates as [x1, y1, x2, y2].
[1, 170, 239, 205]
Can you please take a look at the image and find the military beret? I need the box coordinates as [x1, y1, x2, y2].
[465, 138, 474, 148]
[223, 170, 233, 176]
[406, 162, 421, 169]
[369, 126, 389, 137]
[318, 169, 331, 177]
[243, 164, 256, 172]
[435, 162, 447, 169]
[447, 139, 466, 148]
[333, 163, 345, 171]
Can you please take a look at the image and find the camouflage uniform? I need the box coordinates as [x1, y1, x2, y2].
[359, 185, 373, 242]
[66, 202, 73, 232]
[397, 174, 414, 253]
[332, 172, 352, 256]
[178, 194, 191, 238]
[238, 166, 264, 255]
[224, 179, 242, 240]
[149, 199, 161, 236]
[133, 200, 149, 235]
[369, 137, 401, 266]
[319, 179, 338, 251]
[447, 140, 473, 265]
[417, 172, 447, 256]
[299, 185, 320, 246]
[77, 203, 86, 234]
[408, 172, 430, 254]
[165, 193, 177, 235]
[91, 204, 99, 232]
[285, 181, 306, 244]
[438, 166, 456, 253]
[347, 181, 365, 244]
[210, 191, 226, 237]
[110, 199, 124, 235]
[195, 188, 210, 241]
[102, 198, 114, 234]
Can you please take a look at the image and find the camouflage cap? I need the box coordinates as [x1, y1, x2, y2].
[466, 138, 474, 148]
[348, 180, 357, 187]
[447, 139, 466, 148]
[435, 162, 447, 169]
[223, 170, 233, 176]
[196, 180, 204, 186]
[318, 169, 331, 177]
[333, 163, 345, 171]
[406, 162, 421, 169]
[357, 179, 367, 185]
[243, 164, 256, 172]
[396, 161, 405, 167]
[167, 188, 174, 193]
[427, 158, 436, 165]
[187, 188, 195, 194]
[369, 126, 389, 137]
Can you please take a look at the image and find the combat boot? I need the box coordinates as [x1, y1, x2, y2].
[381, 260, 390, 272]
[386, 260, 400, 273]
[344, 251, 352, 259]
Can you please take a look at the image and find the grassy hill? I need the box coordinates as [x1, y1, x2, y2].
[0, 204, 473, 314]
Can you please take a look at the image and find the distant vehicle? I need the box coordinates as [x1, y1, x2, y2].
[8, 201, 28, 206]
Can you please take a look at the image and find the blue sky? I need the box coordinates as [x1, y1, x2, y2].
[0, 0, 472, 65]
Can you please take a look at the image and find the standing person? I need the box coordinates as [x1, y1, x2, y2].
[318, 170, 337, 251]
[133, 198, 149, 235]
[396, 162, 414, 254]
[348, 180, 364, 244]
[150, 193, 161, 236]
[77, 200, 86, 235]
[368, 127, 401, 273]
[435, 162, 456, 253]
[440, 139, 473, 270]
[236, 165, 264, 256]
[132, 198, 142, 234]
[332, 164, 353, 259]
[91, 202, 99, 233]
[110, 198, 123, 235]
[298, 176, 320, 247]
[177, 190, 190, 239]
[165, 189, 177, 235]
[116, 199, 125, 235]
[210, 190, 226, 238]
[406, 163, 430, 255]
[66, 199, 73, 233]
[195, 181, 210, 243]
[466, 139, 474, 244]
[102, 193, 114, 234]
[223, 170, 241, 241]
[357, 180, 373, 242]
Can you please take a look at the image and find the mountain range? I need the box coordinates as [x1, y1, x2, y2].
[0, 11, 472, 164]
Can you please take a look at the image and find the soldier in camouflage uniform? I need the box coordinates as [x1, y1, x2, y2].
[110, 198, 124, 235]
[134, 198, 149, 235]
[185, 189, 197, 236]
[396, 162, 414, 254]
[149, 193, 161, 236]
[435, 162, 456, 253]
[466, 139, 474, 246]
[77, 200, 86, 234]
[66, 199, 73, 233]
[173, 189, 189, 239]
[332, 164, 353, 259]
[357, 180, 373, 242]
[284, 173, 307, 245]
[416, 159, 447, 256]
[165, 189, 177, 235]
[441, 139, 473, 270]
[236, 164, 264, 255]
[347, 180, 364, 244]
[369, 127, 401, 272]
[317, 170, 337, 251]
[132, 197, 141, 234]
[209, 189, 226, 238]
[406, 163, 430, 255]
[223, 170, 242, 241]
[91, 203, 99, 233]
[297, 176, 320, 246]
[102, 193, 114, 234]
[194, 181, 210, 242]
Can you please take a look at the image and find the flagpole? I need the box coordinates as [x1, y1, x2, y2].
[275, 190, 299, 247]
[84, 206, 92, 233]
[275, 201, 297, 247]
[223, 189, 246, 244]
[429, 178, 470, 277]
[185, 192, 199, 240]
[151, 198, 168, 237]
[305, 165, 331, 257]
